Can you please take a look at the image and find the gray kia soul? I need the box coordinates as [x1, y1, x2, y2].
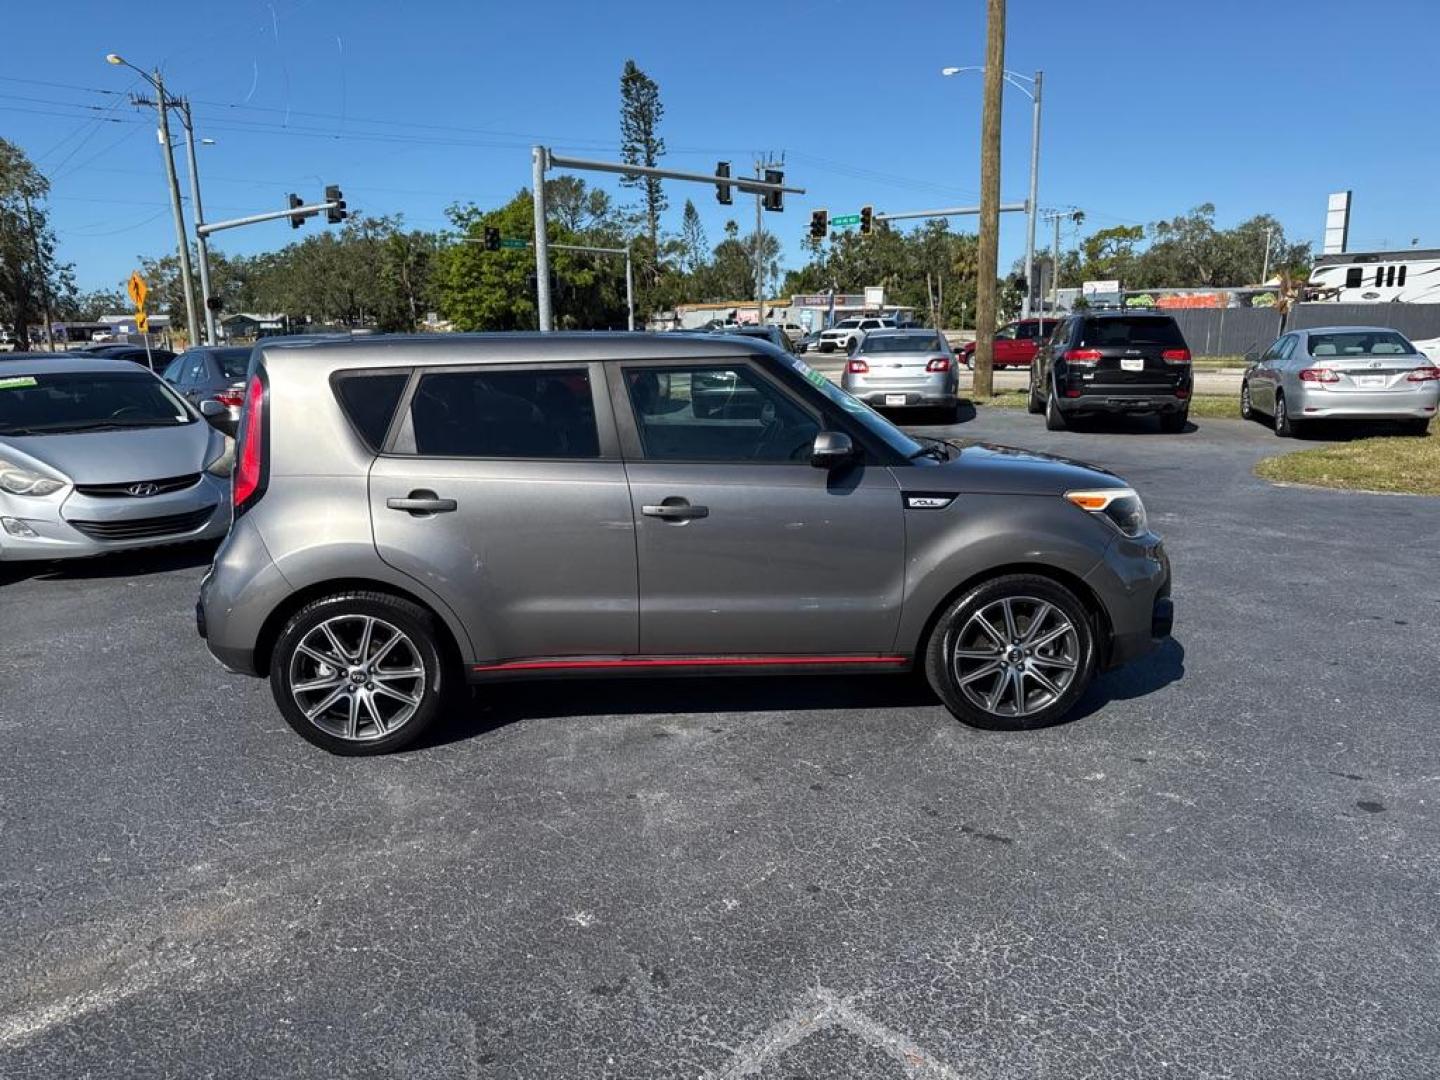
[198, 333, 1173, 755]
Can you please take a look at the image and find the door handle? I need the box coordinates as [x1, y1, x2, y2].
[642, 502, 709, 521]
[387, 491, 457, 516]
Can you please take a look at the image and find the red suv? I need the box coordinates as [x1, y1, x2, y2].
[960, 318, 1061, 369]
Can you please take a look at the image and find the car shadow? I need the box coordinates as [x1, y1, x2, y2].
[1063, 413, 1201, 436]
[885, 400, 980, 427]
[0, 540, 217, 586]
[421, 638, 1187, 748]
[1064, 637, 1187, 724]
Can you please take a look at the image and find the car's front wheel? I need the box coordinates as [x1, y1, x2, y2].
[925, 574, 1097, 730]
[270, 591, 451, 755]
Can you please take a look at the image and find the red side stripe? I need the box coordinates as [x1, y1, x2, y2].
[472, 655, 909, 673]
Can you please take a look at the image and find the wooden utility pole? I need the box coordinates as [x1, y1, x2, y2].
[973, 0, 1006, 398]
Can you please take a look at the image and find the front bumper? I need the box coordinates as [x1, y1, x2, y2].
[0, 475, 230, 562]
[1084, 534, 1172, 669]
[1292, 384, 1439, 420]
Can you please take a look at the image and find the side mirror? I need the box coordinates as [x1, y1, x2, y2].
[199, 399, 226, 418]
[810, 431, 855, 469]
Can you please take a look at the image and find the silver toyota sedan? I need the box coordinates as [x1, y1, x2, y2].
[1242, 326, 1439, 436]
[0, 356, 233, 561]
[841, 329, 959, 420]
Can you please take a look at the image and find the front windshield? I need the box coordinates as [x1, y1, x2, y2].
[865, 334, 945, 353]
[784, 354, 925, 459]
[0, 370, 195, 435]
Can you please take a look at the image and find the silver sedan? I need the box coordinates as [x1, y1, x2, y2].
[1241, 326, 1439, 436]
[0, 356, 232, 561]
[840, 330, 960, 420]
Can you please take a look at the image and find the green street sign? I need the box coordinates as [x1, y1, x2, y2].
[830, 214, 861, 227]
[500, 238, 530, 249]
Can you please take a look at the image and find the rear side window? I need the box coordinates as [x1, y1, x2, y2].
[334, 372, 408, 451]
[1080, 317, 1185, 349]
[409, 368, 598, 458]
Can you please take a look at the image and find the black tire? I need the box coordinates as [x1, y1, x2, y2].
[1274, 391, 1295, 438]
[924, 574, 1097, 731]
[1403, 418, 1431, 436]
[1239, 380, 1255, 420]
[1026, 372, 1045, 414]
[1044, 390, 1068, 431]
[1159, 409, 1188, 434]
[269, 591, 452, 755]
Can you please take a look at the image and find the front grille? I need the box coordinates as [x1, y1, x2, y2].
[73, 473, 202, 498]
[67, 505, 217, 542]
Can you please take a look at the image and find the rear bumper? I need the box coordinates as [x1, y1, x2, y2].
[1058, 391, 1189, 415]
[842, 372, 957, 407]
[1292, 385, 1439, 419]
[197, 514, 290, 676]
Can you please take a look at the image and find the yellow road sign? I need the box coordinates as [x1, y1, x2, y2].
[127, 271, 148, 310]
[135, 311, 149, 333]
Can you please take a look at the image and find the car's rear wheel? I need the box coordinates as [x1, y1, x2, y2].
[1274, 391, 1297, 437]
[925, 574, 1097, 731]
[270, 592, 450, 755]
[1027, 372, 1045, 414]
[1240, 380, 1255, 420]
[1403, 418, 1431, 436]
[1159, 409, 1188, 434]
[1044, 390, 1068, 431]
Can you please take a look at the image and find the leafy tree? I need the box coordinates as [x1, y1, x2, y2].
[619, 60, 667, 257]
[0, 139, 73, 345]
[60, 288, 128, 322]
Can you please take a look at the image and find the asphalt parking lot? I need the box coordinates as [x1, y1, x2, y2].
[2, 409, 1437, 1078]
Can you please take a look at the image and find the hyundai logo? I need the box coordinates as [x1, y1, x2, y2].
[126, 482, 161, 497]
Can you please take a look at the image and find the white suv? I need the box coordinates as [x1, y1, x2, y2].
[819, 317, 894, 354]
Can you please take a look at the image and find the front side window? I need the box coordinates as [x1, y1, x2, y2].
[995, 324, 1018, 340]
[624, 365, 819, 463]
[409, 368, 598, 458]
[1015, 322, 1038, 340]
[0, 370, 194, 436]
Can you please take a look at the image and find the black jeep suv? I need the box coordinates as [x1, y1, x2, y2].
[1028, 311, 1194, 433]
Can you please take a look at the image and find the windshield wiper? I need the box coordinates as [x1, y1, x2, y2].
[908, 436, 950, 462]
[33, 419, 180, 434]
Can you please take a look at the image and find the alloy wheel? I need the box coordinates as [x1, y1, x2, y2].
[947, 596, 1081, 718]
[287, 615, 427, 741]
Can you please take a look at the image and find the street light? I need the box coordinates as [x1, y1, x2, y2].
[104, 53, 202, 346]
[943, 65, 1044, 319]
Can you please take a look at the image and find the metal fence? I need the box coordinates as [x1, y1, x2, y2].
[1165, 307, 1281, 358]
[1287, 303, 1440, 341]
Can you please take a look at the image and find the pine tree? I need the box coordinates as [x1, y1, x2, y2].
[619, 60, 667, 256]
[680, 199, 707, 274]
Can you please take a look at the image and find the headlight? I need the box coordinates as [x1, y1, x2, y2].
[0, 458, 65, 497]
[205, 436, 236, 478]
[1065, 487, 1148, 538]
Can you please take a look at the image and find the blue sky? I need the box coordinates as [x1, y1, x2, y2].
[5, 0, 1438, 292]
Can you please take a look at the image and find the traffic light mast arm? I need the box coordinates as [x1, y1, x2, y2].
[544, 150, 804, 195]
[196, 201, 343, 237]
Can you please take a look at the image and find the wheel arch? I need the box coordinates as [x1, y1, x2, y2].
[912, 562, 1114, 670]
[253, 577, 466, 679]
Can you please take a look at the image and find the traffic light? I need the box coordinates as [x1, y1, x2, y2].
[287, 193, 304, 229]
[484, 227, 501, 251]
[762, 169, 783, 212]
[809, 209, 829, 241]
[859, 205, 874, 236]
[715, 161, 732, 205]
[325, 184, 347, 224]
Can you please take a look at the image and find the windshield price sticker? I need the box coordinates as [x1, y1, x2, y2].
[0, 376, 38, 390]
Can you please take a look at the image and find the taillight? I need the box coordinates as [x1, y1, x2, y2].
[232, 373, 266, 513]
[1407, 366, 1440, 382]
[213, 387, 246, 408]
[926, 357, 951, 373]
[1162, 349, 1191, 364]
[1298, 368, 1340, 383]
[847, 358, 869, 373]
[1064, 349, 1102, 364]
